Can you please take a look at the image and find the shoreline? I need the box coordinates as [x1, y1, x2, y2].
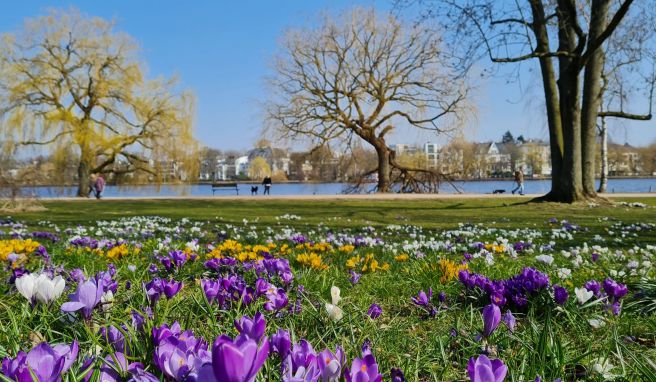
[10, 192, 656, 202]
[9, 175, 656, 188]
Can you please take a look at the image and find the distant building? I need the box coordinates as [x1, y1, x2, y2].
[235, 156, 250, 176]
[391, 144, 419, 156]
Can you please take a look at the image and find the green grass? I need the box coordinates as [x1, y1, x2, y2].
[14, 196, 656, 228]
[2, 197, 656, 381]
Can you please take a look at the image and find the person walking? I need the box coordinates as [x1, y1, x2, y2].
[262, 176, 272, 195]
[512, 169, 525, 195]
[94, 174, 106, 199]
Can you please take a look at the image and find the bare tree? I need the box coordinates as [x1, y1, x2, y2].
[0, 9, 197, 197]
[266, 8, 470, 192]
[596, 14, 655, 192]
[402, 0, 647, 202]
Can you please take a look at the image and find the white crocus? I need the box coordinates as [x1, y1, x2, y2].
[34, 274, 65, 304]
[325, 286, 343, 322]
[575, 287, 594, 304]
[330, 285, 341, 305]
[535, 254, 554, 265]
[15, 273, 38, 301]
[15, 273, 65, 304]
[591, 358, 615, 380]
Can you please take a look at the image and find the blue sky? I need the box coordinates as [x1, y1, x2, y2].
[2, 1, 654, 150]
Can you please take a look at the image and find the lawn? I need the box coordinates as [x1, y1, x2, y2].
[1, 197, 655, 381]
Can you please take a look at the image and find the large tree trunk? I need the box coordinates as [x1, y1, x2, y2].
[529, 0, 567, 202]
[598, 118, 609, 193]
[77, 159, 91, 197]
[373, 141, 392, 192]
[581, 0, 611, 197]
[552, 1, 585, 203]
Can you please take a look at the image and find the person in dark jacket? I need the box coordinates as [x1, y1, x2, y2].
[262, 176, 272, 195]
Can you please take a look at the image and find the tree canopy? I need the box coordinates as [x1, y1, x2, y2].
[267, 8, 470, 192]
[0, 9, 197, 196]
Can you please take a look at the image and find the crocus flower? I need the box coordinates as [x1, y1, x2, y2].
[467, 355, 507, 382]
[325, 286, 343, 322]
[482, 304, 501, 338]
[344, 352, 382, 382]
[602, 278, 628, 301]
[99, 352, 159, 382]
[197, 333, 270, 382]
[271, 329, 292, 360]
[585, 280, 602, 297]
[235, 312, 266, 342]
[15, 273, 66, 304]
[201, 279, 220, 303]
[367, 303, 382, 319]
[391, 367, 405, 382]
[163, 279, 183, 299]
[349, 271, 361, 285]
[575, 287, 594, 304]
[317, 346, 345, 382]
[502, 311, 516, 333]
[1, 341, 78, 382]
[61, 278, 104, 319]
[411, 288, 432, 308]
[553, 285, 569, 305]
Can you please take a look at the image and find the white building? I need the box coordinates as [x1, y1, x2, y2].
[235, 156, 250, 176]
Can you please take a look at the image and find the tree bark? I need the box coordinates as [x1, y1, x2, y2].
[374, 141, 392, 193]
[554, 0, 585, 202]
[581, 0, 611, 197]
[529, 0, 567, 201]
[598, 118, 609, 193]
[77, 159, 91, 197]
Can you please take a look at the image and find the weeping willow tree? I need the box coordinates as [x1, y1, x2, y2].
[0, 9, 197, 197]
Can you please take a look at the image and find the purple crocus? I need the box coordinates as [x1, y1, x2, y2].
[1, 341, 78, 382]
[349, 270, 361, 285]
[202, 279, 221, 304]
[391, 367, 405, 382]
[367, 303, 382, 319]
[603, 278, 628, 301]
[553, 285, 569, 305]
[467, 355, 507, 382]
[271, 329, 292, 360]
[99, 325, 127, 354]
[317, 346, 345, 382]
[163, 279, 183, 299]
[411, 288, 432, 308]
[234, 312, 266, 342]
[154, 335, 211, 381]
[482, 304, 501, 338]
[99, 352, 158, 382]
[502, 311, 516, 333]
[197, 333, 270, 382]
[585, 280, 602, 297]
[344, 351, 382, 382]
[61, 279, 104, 319]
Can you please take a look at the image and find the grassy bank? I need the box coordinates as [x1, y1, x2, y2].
[12, 196, 656, 229]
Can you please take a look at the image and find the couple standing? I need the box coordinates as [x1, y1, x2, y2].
[88, 173, 105, 199]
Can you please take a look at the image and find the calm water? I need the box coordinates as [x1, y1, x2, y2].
[14, 178, 656, 198]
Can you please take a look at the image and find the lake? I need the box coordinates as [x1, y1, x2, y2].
[13, 178, 656, 198]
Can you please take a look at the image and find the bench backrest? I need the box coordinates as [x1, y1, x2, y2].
[211, 183, 238, 188]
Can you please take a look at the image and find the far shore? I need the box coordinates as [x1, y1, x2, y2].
[7, 175, 656, 188]
[8, 192, 655, 202]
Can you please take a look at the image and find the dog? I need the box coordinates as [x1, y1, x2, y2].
[251, 186, 259, 195]
[492, 189, 506, 194]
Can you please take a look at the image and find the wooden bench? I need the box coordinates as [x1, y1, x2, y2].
[211, 182, 239, 195]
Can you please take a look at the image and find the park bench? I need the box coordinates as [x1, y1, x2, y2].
[211, 182, 239, 195]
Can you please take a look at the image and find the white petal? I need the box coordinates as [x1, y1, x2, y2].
[15, 274, 36, 300]
[330, 286, 341, 305]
